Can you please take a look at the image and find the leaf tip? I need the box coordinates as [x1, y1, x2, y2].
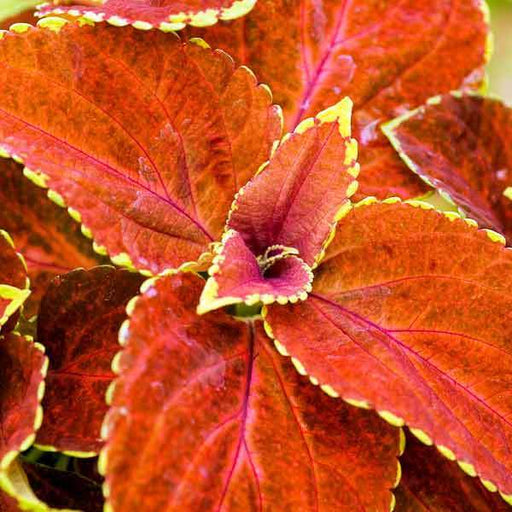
[316, 97, 353, 138]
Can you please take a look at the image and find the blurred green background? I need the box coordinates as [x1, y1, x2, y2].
[488, 0, 512, 102]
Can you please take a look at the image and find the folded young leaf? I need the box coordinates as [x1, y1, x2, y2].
[0, 231, 30, 331]
[384, 93, 512, 241]
[0, 159, 106, 317]
[189, 0, 489, 198]
[0, 334, 46, 471]
[395, 434, 510, 512]
[0, 23, 281, 274]
[23, 460, 103, 512]
[228, 98, 358, 267]
[102, 272, 401, 512]
[198, 230, 313, 313]
[36, 266, 144, 455]
[263, 200, 512, 500]
[37, 0, 256, 31]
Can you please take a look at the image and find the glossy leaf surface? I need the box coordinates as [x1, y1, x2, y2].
[228, 98, 358, 267]
[395, 434, 510, 512]
[37, 0, 256, 30]
[0, 23, 281, 274]
[103, 272, 400, 512]
[23, 461, 103, 512]
[0, 334, 46, 468]
[384, 93, 512, 240]
[264, 201, 512, 497]
[190, 0, 488, 198]
[0, 159, 105, 317]
[36, 266, 143, 454]
[198, 230, 313, 313]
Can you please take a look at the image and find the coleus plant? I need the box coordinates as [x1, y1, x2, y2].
[0, 1, 512, 511]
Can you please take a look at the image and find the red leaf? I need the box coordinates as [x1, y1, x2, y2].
[384, 93, 512, 241]
[198, 230, 313, 313]
[0, 489, 19, 511]
[36, 266, 144, 454]
[0, 231, 29, 331]
[0, 159, 106, 317]
[0, 333, 46, 468]
[227, 98, 358, 267]
[263, 200, 512, 500]
[102, 272, 401, 511]
[22, 461, 103, 512]
[37, 0, 256, 30]
[395, 434, 511, 512]
[189, 0, 489, 198]
[0, 23, 281, 274]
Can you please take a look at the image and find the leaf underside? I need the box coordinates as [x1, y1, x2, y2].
[188, 0, 488, 199]
[384, 93, 512, 242]
[264, 201, 512, 496]
[103, 272, 400, 512]
[36, 266, 144, 454]
[0, 23, 281, 274]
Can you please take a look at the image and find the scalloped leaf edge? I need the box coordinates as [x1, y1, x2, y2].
[382, 89, 509, 242]
[197, 229, 314, 314]
[261, 195, 512, 507]
[35, 0, 257, 32]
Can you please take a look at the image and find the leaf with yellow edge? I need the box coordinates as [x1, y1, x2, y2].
[37, 0, 256, 31]
[0, 23, 281, 274]
[395, 434, 511, 512]
[384, 93, 512, 243]
[102, 272, 401, 512]
[189, 0, 489, 199]
[0, 333, 46, 477]
[0, 230, 30, 332]
[264, 200, 512, 498]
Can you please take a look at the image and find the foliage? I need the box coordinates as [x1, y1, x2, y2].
[0, 1, 511, 511]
